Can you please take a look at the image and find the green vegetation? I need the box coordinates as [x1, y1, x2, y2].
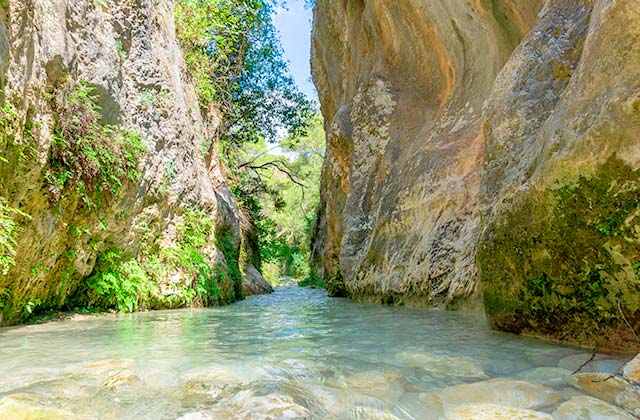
[175, 0, 323, 286]
[231, 115, 325, 285]
[46, 79, 146, 206]
[0, 103, 31, 276]
[478, 156, 640, 348]
[175, 0, 313, 149]
[87, 248, 156, 313]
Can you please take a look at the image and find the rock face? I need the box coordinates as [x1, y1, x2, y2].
[242, 264, 274, 296]
[0, 0, 246, 324]
[310, 0, 543, 303]
[311, 0, 640, 349]
[477, 0, 640, 350]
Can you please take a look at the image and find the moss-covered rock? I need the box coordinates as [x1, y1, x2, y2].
[478, 156, 640, 350]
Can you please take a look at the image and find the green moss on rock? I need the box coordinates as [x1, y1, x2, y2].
[478, 156, 640, 351]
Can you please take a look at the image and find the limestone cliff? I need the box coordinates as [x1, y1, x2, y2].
[311, 0, 542, 304]
[0, 0, 249, 324]
[312, 0, 640, 349]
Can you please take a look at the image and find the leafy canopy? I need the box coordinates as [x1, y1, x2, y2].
[175, 0, 314, 150]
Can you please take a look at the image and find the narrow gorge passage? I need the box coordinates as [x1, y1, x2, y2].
[1, 0, 640, 418]
[0, 286, 633, 419]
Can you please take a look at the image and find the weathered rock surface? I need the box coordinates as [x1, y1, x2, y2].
[311, 0, 640, 349]
[569, 373, 640, 416]
[624, 353, 640, 383]
[242, 264, 274, 296]
[552, 396, 636, 420]
[0, 394, 78, 420]
[420, 378, 561, 411]
[444, 403, 553, 420]
[0, 0, 244, 323]
[477, 0, 640, 351]
[311, 0, 542, 303]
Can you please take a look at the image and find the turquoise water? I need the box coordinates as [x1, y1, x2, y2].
[0, 286, 631, 419]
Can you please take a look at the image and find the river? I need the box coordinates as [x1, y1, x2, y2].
[0, 285, 633, 419]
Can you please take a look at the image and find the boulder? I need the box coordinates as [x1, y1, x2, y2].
[242, 265, 274, 296]
[552, 396, 636, 420]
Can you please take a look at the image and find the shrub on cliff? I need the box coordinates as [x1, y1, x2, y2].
[45, 79, 146, 205]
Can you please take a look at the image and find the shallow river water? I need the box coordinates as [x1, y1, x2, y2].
[0, 286, 634, 419]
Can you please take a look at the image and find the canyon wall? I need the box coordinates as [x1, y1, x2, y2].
[311, 0, 640, 350]
[0, 0, 247, 324]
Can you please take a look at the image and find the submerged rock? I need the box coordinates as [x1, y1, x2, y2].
[349, 406, 401, 420]
[444, 403, 553, 420]
[552, 396, 636, 420]
[101, 369, 139, 388]
[83, 358, 135, 372]
[0, 394, 78, 420]
[222, 390, 310, 419]
[338, 370, 404, 400]
[395, 351, 488, 380]
[518, 367, 573, 387]
[421, 378, 560, 410]
[557, 354, 621, 374]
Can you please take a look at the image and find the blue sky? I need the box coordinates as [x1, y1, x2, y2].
[273, 1, 316, 99]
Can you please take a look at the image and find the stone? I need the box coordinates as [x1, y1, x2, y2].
[623, 353, 640, 383]
[444, 403, 553, 420]
[101, 369, 139, 388]
[396, 351, 488, 380]
[0, 394, 77, 420]
[224, 390, 310, 419]
[421, 378, 560, 410]
[518, 367, 573, 387]
[242, 264, 274, 296]
[349, 406, 401, 420]
[557, 354, 621, 374]
[176, 413, 213, 420]
[338, 370, 404, 400]
[83, 358, 134, 372]
[569, 373, 640, 416]
[552, 396, 636, 420]
[569, 373, 629, 404]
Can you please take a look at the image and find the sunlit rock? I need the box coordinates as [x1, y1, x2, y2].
[349, 406, 402, 420]
[396, 351, 488, 380]
[101, 369, 139, 388]
[421, 378, 560, 410]
[337, 370, 405, 400]
[557, 354, 620, 374]
[224, 390, 310, 419]
[623, 354, 640, 383]
[176, 413, 213, 420]
[82, 358, 135, 373]
[0, 394, 78, 420]
[552, 396, 636, 420]
[242, 264, 274, 296]
[518, 367, 573, 387]
[444, 403, 553, 420]
[569, 373, 640, 416]
[569, 373, 628, 402]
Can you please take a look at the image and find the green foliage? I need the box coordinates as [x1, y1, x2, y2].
[172, 208, 227, 305]
[231, 115, 324, 284]
[479, 156, 640, 347]
[87, 248, 156, 313]
[46, 79, 146, 204]
[0, 102, 31, 276]
[298, 267, 325, 288]
[215, 227, 243, 300]
[175, 0, 313, 149]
